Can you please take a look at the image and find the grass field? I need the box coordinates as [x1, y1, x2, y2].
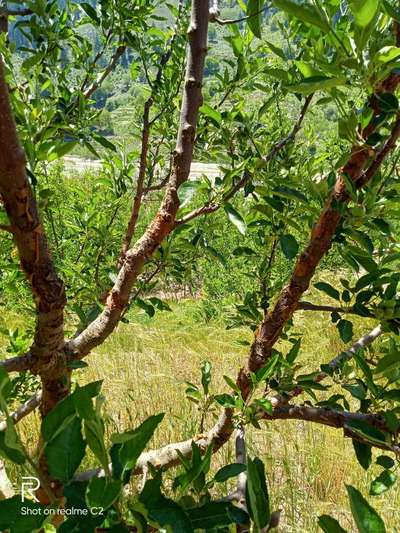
[5, 292, 400, 532]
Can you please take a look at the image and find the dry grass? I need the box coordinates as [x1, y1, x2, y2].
[5, 287, 400, 532]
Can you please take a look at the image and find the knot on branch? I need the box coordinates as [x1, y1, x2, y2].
[106, 290, 126, 311]
[31, 350, 67, 378]
[185, 78, 201, 90]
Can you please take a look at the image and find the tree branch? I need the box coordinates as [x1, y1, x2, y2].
[74, 408, 234, 481]
[211, 6, 268, 26]
[0, 391, 41, 432]
[261, 404, 399, 453]
[67, 0, 210, 359]
[297, 301, 357, 314]
[0, 352, 33, 373]
[0, 57, 68, 415]
[117, 2, 185, 268]
[240, 25, 400, 399]
[84, 45, 126, 100]
[287, 325, 382, 401]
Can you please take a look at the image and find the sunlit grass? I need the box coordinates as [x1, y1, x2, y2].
[4, 280, 400, 531]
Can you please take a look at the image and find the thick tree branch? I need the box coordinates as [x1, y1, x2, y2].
[175, 95, 312, 227]
[74, 408, 234, 481]
[67, 0, 210, 358]
[0, 57, 68, 415]
[0, 352, 33, 373]
[239, 25, 400, 399]
[261, 404, 399, 453]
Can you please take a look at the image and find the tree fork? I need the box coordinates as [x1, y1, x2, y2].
[68, 0, 210, 358]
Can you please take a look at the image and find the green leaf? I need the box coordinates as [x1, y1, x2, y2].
[93, 134, 117, 152]
[376, 455, 395, 469]
[353, 440, 372, 470]
[318, 514, 348, 533]
[201, 360, 212, 395]
[254, 397, 273, 415]
[224, 204, 246, 235]
[286, 76, 345, 95]
[0, 496, 46, 533]
[338, 319, 353, 343]
[346, 485, 386, 533]
[45, 417, 86, 483]
[346, 420, 388, 447]
[287, 339, 301, 364]
[178, 181, 200, 208]
[255, 354, 279, 382]
[272, 0, 330, 30]
[382, 0, 400, 22]
[188, 501, 249, 529]
[375, 352, 400, 377]
[279, 234, 298, 260]
[314, 282, 341, 301]
[246, 457, 270, 529]
[47, 141, 77, 162]
[247, 0, 263, 38]
[42, 381, 102, 442]
[138, 473, 192, 532]
[374, 46, 400, 63]
[81, 2, 100, 23]
[349, 0, 380, 28]
[214, 393, 236, 408]
[173, 443, 212, 492]
[200, 103, 222, 125]
[370, 470, 396, 496]
[214, 463, 247, 483]
[86, 477, 123, 511]
[111, 413, 164, 472]
[223, 375, 241, 394]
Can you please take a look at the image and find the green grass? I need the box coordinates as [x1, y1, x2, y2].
[5, 288, 400, 532]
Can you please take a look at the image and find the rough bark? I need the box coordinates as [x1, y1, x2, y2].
[238, 25, 400, 398]
[0, 58, 68, 415]
[67, 0, 210, 358]
[0, 55, 68, 503]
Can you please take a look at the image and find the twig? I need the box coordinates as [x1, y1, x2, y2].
[212, 6, 268, 26]
[175, 95, 312, 227]
[0, 391, 42, 432]
[297, 301, 357, 314]
[287, 325, 382, 400]
[84, 45, 126, 100]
